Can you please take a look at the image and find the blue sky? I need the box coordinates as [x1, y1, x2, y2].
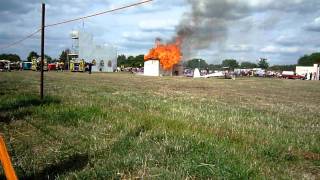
[0, 0, 320, 65]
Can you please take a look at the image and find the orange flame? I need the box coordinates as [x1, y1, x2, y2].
[144, 39, 182, 70]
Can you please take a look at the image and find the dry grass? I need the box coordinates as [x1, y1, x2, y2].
[0, 71, 319, 179]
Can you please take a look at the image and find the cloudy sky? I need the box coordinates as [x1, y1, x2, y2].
[0, 0, 319, 65]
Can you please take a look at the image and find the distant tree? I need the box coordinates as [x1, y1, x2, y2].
[117, 55, 145, 68]
[298, 53, 320, 66]
[58, 49, 70, 69]
[269, 65, 296, 71]
[258, 58, 269, 69]
[240, 61, 257, 69]
[185, 59, 208, 69]
[133, 55, 145, 67]
[127, 56, 135, 67]
[222, 59, 239, 70]
[59, 49, 69, 62]
[44, 55, 53, 63]
[27, 51, 39, 62]
[208, 64, 223, 71]
[52, 58, 59, 63]
[0, 54, 21, 62]
[117, 54, 127, 67]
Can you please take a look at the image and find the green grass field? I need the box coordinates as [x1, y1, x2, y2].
[0, 71, 319, 179]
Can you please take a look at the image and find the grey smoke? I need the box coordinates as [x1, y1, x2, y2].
[174, 0, 250, 59]
[174, 0, 320, 60]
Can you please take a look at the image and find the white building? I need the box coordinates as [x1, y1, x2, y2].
[70, 30, 117, 72]
[296, 64, 319, 80]
[144, 60, 160, 76]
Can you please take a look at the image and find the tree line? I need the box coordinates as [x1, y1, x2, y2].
[185, 58, 270, 71]
[116, 52, 320, 71]
[117, 54, 144, 68]
[0, 50, 69, 64]
[184, 58, 297, 71]
[185, 52, 320, 71]
[0, 54, 21, 62]
[1, 50, 319, 71]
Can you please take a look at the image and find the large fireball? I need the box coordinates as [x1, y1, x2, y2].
[144, 39, 182, 70]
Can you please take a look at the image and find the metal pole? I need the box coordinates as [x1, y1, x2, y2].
[67, 51, 69, 71]
[40, 3, 45, 100]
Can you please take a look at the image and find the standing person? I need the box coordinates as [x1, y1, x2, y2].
[309, 72, 313, 80]
[88, 63, 92, 74]
[60, 62, 64, 72]
[56, 62, 59, 72]
[19, 62, 23, 71]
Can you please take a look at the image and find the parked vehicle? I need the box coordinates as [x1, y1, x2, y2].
[22, 62, 32, 70]
[281, 71, 304, 79]
[9, 62, 19, 70]
[0, 60, 10, 72]
[31, 57, 48, 71]
[70, 59, 85, 72]
[287, 74, 305, 80]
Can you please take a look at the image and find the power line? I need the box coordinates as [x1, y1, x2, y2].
[45, 0, 153, 27]
[0, 29, 40, 50]
[0, 0, 153, 50]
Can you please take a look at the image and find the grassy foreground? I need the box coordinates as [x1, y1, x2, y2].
[0, 71, 319, 179]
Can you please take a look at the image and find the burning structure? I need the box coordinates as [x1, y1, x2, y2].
[144, 38, 183, 76]
[144, 0, 234, 76]
[145, 0, 255, 74]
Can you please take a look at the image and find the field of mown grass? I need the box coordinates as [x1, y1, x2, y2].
[0, 71, 319, 179]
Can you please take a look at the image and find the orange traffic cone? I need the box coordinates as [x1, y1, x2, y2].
[0, 135, 18, 180]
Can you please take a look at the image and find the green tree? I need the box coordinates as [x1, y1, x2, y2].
[133, 55, 144, 67]
[44, 55, 53, 63]
[27, 51, 39, 62]
[127, 56, 135, 67]
[298, 53, 320, 66]
[117, 54, 146, 68]
[270, 65, 296, 71]
[185, 59, 208, 69]
[240, 61, 257, 69]
[58, 49, 70, 69]
[222, 59, 239, 70]
[258, 58, 269, 69]
[208, 64, 223, 71]
[0, 54, 21, 62]
[117, 54, 127, 67]
[59, 49, 70, 63]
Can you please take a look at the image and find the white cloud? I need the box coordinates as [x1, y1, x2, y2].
[305, 16, 320, 32]
[122, 30, 169, 42]
[245, 0, 274, 8]
[138, 19, 178, 32]
[260, 45, 300, 54]
[225, 44, 253, 52]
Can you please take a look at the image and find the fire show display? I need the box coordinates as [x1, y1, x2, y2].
[144, 39, 182, 75]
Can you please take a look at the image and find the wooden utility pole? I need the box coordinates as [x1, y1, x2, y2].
[40, 3, 45, 100]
